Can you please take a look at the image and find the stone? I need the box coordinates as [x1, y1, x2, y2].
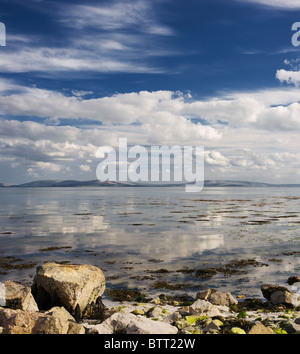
[207, 291, 238, 307]
[84, 312, 178, 334]
[281, 321, 300, 334]
[261, 284, 291, 301]
[44, 306, 85, 334]
[287, 276, 300, 285]
[270, 290, 300, 307]
[196, 288, 217, 301]
[203, 320, 221, 332]
[248, 322, 275, 334]
[31, 262, 105, 320]
[4, 280, 38, 312]
[127, 316, 178, 334]
[147, 306, 163, 318]
[163, 311, 182, 325]
[67, 321, 86, 334]
[132, 308, 145, 315]
[0, 307, 68, 334]
[295, 317, 300, 325]
[189, 299, 221, 317]
[230, 327, 246, 334]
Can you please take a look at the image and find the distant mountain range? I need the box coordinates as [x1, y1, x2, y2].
[1, 180, 300, 188]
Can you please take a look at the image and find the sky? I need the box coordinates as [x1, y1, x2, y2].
[0, 0, 300, 184]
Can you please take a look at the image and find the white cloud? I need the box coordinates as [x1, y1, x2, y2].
[276, 69, 300, 86]
[1, 78, 300, 182]
[60, 0, 174, 35]
[0, 1, 175, 76]
[239, 0, 300, 9]
[79, 164, 91, 172]
[205, 151, 229, 166]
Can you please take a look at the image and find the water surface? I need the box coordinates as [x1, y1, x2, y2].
[0, 186, 299, 299]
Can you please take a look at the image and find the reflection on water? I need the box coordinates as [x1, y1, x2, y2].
[0, 186, 300, 298]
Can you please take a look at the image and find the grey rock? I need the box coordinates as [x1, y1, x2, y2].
[196, 288, 217, 301]
[208, 291, 238, 307]
[261, 284, 291, 301]
[271, 290, 300, 307]
[84, 312, 178, 335]
[189, 299, 221, 317]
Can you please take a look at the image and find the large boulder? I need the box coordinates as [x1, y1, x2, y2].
[4, 280, 38, 312]
[31, 262, 105, 320]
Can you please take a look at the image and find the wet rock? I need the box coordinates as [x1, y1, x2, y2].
[248, 322, 275, 334]
[287, 276, 300, 285]
[31, 262, 105, 320]
[4, 280, 38, 312]
[261, 284, 291, 301]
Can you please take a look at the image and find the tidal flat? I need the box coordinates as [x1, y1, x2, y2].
[0, 186, 299, 300]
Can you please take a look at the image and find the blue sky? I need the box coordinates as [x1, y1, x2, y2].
[0, 0, 300, 184]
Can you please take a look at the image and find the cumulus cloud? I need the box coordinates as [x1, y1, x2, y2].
[1, 78, 300, 183]
[276, 69, 300, 86]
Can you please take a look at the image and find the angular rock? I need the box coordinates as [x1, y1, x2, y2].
[126, 316, 178, 334]
[207, 291, 238, 307]
[281, 321, 300, 334]
[189, 299, 221, 317]
[196, 288, 217, 301]
[0, 307, 67, 334]
[67, 321, 86, 334]
[84, 312, 178, 335]
[163, 311, 182, 325]
[4, 281, 39, 312]
[248, 322, 275, 334]
[270, 290, 300, 307]
[261, 284, 291, 301]
[31, 262, 105, 320]
[203, 320, 221, 332]
[44, 306, 85, 334]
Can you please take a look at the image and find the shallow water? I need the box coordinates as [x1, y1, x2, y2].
[0, 186, 299, 299]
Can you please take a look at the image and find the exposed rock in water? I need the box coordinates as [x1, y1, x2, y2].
[261, 284, 292, 301]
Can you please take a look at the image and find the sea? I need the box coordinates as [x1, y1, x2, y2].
[0, 186, 299, 299]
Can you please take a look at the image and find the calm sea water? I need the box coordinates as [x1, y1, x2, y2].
[0, 186, 300, 298]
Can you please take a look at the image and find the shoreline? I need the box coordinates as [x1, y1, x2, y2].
[0, 262, 300, 334]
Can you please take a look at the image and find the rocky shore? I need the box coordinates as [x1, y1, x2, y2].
[0, 262, 300, 334]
